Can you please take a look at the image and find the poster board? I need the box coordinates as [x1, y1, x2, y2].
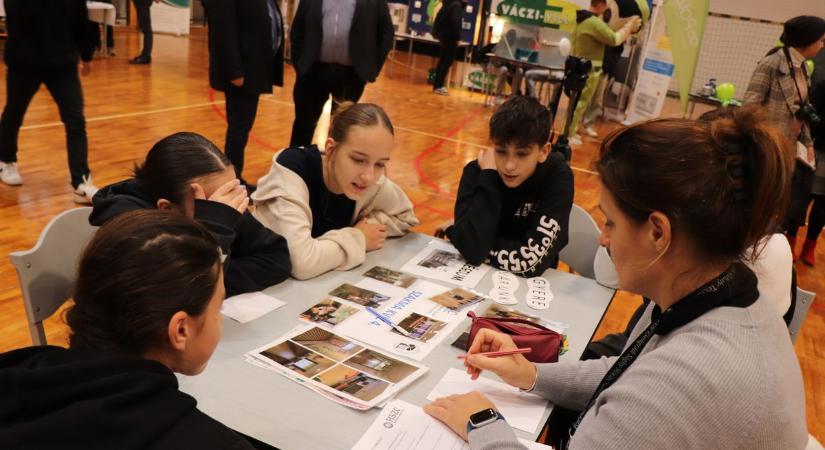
[151, 0, 190, 36]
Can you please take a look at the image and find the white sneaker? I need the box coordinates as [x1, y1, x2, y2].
[433, 87, 449, 96]
[569, 135, 583, 146]
[584, 126, 599, 138]
[0, 162, 23, 185]
[73, 175, 99, 204]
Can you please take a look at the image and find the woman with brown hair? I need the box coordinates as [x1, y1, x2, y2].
[252, 103, 419, 280]
[0, 210, 255, 449]
[424, 107, 808, 449]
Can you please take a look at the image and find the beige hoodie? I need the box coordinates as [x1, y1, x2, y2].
[251, 153, 419, 280]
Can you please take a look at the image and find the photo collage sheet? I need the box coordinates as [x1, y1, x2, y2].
[246, 240, 496, 409]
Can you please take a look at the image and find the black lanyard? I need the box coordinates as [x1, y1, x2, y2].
[784, 47, 810, 104]
[561, 264, 758, 449]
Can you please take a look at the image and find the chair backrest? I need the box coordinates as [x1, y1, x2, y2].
[789, 287, 816, 343]
[559, 204, 602, 279]
[593, 246, 619, 289]
[8, 207, 97, 346]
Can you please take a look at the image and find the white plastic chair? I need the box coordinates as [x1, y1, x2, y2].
[789, 287, 816, 343]
[9, 207, 97, 345]
[559, 204, 603, 280]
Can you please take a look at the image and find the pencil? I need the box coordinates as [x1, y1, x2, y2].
[456, 348, 532, 359]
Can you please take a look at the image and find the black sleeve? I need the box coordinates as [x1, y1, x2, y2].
[222, 212, 292, 296]
[205, 0, 244, 80]
[445, 162, 503, 265]
[810, 80, 825, 147]
[449, 3, 463, 39]
[290, 0, 308, 66]
[194, 199, 243, 252]
[488, 162, 574, 277]
[74, 1, 96, 62]
[375, 0, 394, 71]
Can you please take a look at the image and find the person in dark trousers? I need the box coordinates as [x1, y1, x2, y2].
[203, 0, 285, 188]
[130, 0, 159, 64]
[438, 96, 574, 277]
[0, 0, 99, 204]
[0, 210, 257, 450]
[89, 132, 292, 296]
[431, 0, 464, 96]
[799, 77, 825, 265]
[289, 0, 394, 147]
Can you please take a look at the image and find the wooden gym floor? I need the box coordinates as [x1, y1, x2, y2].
[0, 28, 821, 440]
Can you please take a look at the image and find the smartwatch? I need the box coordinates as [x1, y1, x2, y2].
[466, 408, 504, 435]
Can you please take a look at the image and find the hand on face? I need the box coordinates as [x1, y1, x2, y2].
[464, 329, 537, 390]
[191, 178, 249, 214]
[424, 392, 497, 441]
[477, 148, 497, 171]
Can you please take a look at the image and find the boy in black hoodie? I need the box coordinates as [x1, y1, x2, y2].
[441, 96, 574, 276]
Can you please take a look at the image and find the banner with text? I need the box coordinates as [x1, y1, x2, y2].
[662, 0, 708, 115]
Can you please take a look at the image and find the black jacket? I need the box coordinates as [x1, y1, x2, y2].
[290, 0, 394, 83]
[0, 346, 253, 450]
[203, 0, 285, 93]
[89, 179, 292, 296]
[433, 0, 464, 43]
[446, 152, 574, 277]
[4, 0, 96, 68]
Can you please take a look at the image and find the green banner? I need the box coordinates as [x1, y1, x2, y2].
[163, 0, 190, 8]
[494, 0, 579, 32]
[663, 0, 708, 115]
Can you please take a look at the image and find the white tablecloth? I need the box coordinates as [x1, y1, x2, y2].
[0, 1, 115, 26]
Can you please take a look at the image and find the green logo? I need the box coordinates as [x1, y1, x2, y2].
[162, 0, 190, 8]
[468, 70, 496, 90]
[495, 0, 578, 31]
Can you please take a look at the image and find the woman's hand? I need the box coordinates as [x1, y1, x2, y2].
[192, 180, 249, 214]
[424, 392, 497, 441]
[464, 329, 537, 390]
[355, 218, 388, 251]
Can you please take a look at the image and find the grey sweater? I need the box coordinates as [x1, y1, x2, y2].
[468, 295, 808, 449]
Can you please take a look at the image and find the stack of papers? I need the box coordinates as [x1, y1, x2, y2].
[221, 292, 286, 323]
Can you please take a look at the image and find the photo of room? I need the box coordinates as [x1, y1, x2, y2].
[329, 283, 390, 307]
[363, 266, 417, 288]
[429, 287, 485, 310]
[416, 250, 463, 271]
[313, 365, 390, 403]
[259, 341, 336, 378]
[343, 349, 419, 383]
[393, 313, 447, 342]
[292, 327, 364, 361]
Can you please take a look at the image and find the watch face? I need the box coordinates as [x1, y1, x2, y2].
[470, 408, 497, 426]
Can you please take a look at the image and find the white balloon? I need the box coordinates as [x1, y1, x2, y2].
[558, 38, 572, 57]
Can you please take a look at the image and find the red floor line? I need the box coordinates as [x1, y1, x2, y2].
[412, 202, 453, 218]
[413, 106, 486, 199]
[207, 88, 282, 153]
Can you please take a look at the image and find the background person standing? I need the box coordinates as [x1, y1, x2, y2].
[0, 0, 99, 203]
[130, 0, 160, 64]
[288, 0, 394, 147]
[203, 0, 285, 189]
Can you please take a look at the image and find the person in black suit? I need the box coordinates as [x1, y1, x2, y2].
[0, 0, 99, 203]
[203, 0, 284, 188]
[289, 0, 394, 147]
[130, 0, 159, 64]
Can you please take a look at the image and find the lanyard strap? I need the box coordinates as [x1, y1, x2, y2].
[562, 312, 662, 449]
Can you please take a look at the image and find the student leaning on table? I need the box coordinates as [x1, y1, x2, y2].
[0, 211, 255, 449]
[425, 107, 809, 449]
[252, 103, 419, 280]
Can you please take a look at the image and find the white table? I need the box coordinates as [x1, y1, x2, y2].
[178, 233, 616, 450]
[389, 32, 473, 89]
[0, 2, 116, 55]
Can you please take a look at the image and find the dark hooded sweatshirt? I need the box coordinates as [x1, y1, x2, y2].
[0, 346, 253, 450]
[89, 179, 292, 296]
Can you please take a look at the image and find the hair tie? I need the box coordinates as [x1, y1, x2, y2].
[723, 143, 749, 204]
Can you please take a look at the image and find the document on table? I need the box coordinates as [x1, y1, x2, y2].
[352, 399, 553, 450]
[220, 291, 286, 323]
[426, 368, 548, 434]
[400, 240, 491, 288]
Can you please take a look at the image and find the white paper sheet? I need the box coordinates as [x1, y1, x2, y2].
[426, 368, 548, 434]
[220, 292, 286, 323]
[335, 280, 480, 361]
[400, 240, 492, 288]
[352, 399, 553, 450]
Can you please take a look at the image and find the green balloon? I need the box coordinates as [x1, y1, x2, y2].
[716, 83, 736, 102]
[806, 60, 815, 76]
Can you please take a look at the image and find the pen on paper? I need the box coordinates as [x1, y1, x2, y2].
[365, 306, 412, 337]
